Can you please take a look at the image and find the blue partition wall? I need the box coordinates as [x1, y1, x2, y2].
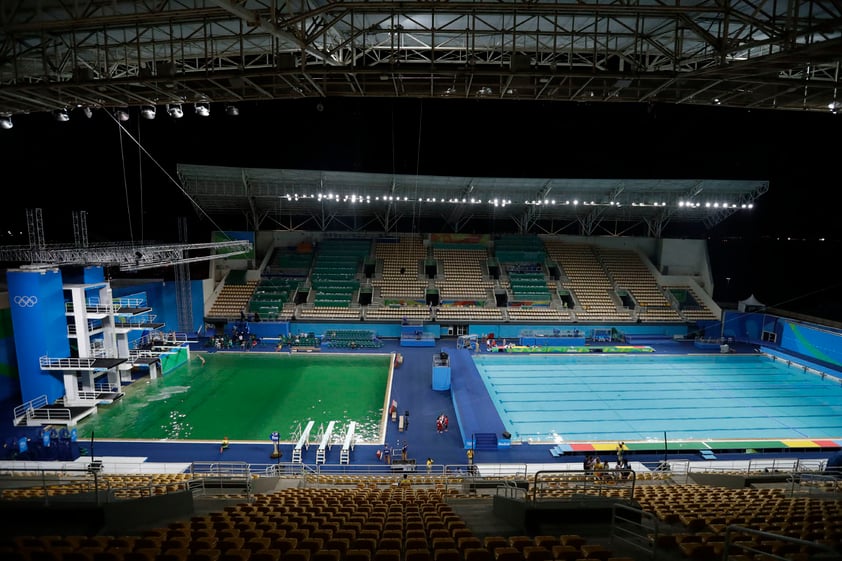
[721, 310, 842, 371]
[7, 268, 70, 404]
[0, 308, 18, 403]
[112, 279, 207, 335]
[61, 265, 106, 284]
[778, 320, 842, 368]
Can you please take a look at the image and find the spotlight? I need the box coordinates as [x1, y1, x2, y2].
[82, 107, 93, 119]
[167, 103, 184, 118]
[53, 108, 70, 122]
[115, 108, 130, 122]
[225, 105, 239, 117]
[195, 102, 210, 117]
[140, 105, 157, 119]
[0, 114, 12, 130]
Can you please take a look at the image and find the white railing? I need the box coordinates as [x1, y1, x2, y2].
[74, 390, 100, 401]
[787, 471, 842, 495]
[39, 356, 97, 369]
[13, 395, 48, 423]
[190, 461, 251, 478]
[687, 457, 826, 474]
[92, 382, 120, 393]
[69, 299, 117, 314]
[112, 297, 146, 308]
[27, 406, 71, 423]
[723, 525, 839, 560]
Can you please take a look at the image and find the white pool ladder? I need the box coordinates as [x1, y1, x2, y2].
[340, 421, 357, 465]
[291, 420, 315, 463]
[315, 420, 336, 464]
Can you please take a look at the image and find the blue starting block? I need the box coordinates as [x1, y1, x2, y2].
[700, 449, 717, 460]
[549, 444, 572, 457]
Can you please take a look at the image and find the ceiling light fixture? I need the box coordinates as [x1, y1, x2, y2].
[0, 114, 12, 130]
[115, 108, 130, 122]
[140, 105, 157, 120]
[225, 105, 239, 117]
[167, 103, 184, 118]
[53, 108, 70, 122]
[195, 102, 210, 117]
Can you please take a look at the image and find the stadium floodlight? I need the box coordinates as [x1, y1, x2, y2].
[0, 114, 12, 130]
[225, 105, 239, 116]
[140, 105, 157, 120]
[167, 103, 184, 118]
[115, 108, 130, 122]
[195, 102, 210, 117]
[53, 108, 70, 122]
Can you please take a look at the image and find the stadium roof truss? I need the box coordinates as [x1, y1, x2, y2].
[1, 1, 841, 118]
[0, 208, 252, 271]
[177, 164, 769, 237]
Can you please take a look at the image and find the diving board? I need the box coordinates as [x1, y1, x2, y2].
[340, 421, 357, 465]
[291, 420, 315, 463]
[315, 421, 336, 464]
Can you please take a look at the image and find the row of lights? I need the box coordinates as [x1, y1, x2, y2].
[712, 97, 840, 113]
[0, 102, 240, 130]
[109, 102, 238, 121]
[288, 193, 753, 209]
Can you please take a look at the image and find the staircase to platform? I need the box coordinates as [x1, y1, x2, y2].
[473, 432, 499, 451]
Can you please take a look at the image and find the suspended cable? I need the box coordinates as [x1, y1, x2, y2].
[412, 100, 423, 234]
[137, 117, 144, 241]
[117, 118, 135, 245]
[105, 111, 233, 241]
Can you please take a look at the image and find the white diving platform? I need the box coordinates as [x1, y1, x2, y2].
[291, 420, 315, 463]
[340, 421, 357, 465]
[315, 420, 336, 464]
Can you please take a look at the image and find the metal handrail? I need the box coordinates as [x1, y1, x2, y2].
[723, 524, 838, 560]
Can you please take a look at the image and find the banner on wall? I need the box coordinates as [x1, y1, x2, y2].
[430, 233, 490, 245]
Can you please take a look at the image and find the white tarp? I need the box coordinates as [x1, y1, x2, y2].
[738, 294, 766, 312]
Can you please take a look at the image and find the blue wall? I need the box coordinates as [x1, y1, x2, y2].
[778, 320, 842, 368]
[7, 269, 70, 404]
[719, 310, 842, 371]
[111, 279, 206, 335]
[0, 308, 18, 403]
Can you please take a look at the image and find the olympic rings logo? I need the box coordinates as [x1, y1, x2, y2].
[14, 295, 38, 307]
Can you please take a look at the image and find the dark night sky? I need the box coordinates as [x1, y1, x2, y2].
[1, 97, 840, 320]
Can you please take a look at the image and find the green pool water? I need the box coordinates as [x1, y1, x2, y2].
[75, 352, 393, 443]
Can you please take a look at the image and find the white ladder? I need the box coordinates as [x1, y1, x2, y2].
[291, 420, 315, 463]
[340, 421, 357, 465]
[315, 420, 336, 464]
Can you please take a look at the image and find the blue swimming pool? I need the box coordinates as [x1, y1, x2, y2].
[471, 353, 842, 443]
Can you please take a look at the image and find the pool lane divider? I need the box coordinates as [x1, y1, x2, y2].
[499, 345, 655, 353]
[550, 438, 842, 456]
